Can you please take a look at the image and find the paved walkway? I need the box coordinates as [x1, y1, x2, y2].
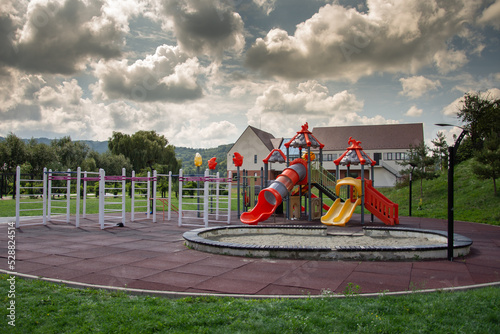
[1, 213, 499, 297]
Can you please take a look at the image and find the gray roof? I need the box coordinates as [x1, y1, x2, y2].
[249, 126, 275, 151]
[312, 123, 424, 151]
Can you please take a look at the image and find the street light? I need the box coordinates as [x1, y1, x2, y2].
[435, 123, 468, 261]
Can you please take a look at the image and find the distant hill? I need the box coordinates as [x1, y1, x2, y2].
[0, 136, 110, 154]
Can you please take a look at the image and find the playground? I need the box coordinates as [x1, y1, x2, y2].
[2, 122, 499, 298]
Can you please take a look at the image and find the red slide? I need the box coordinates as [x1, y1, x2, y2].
[364, 179, 399, 225]
[241, 159, 307, 225]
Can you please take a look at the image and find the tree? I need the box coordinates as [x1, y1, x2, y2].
[431, 132, 448, 172]
[26, 139, 58, 175]
[399, 141, 437, 200]
[0, 133, 27, 173]
[94, 152, 133, 176]
[108, 131, 180, 172]
[456, 92, 500, 161]
[472, 134, 500, 196]
[51, 136, 90, 170]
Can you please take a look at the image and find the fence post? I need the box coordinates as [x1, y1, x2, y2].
[15, 166, 20, 228]
[42, 167, 47, 225]
[99, 168, 105, 229]
[146, 171, 151, 220]
[178, 169, 183, 227]
[121, 168, 126, 226]
[131, 170, 136, 221]
[204, 169, 209, 227]
[76, 167, 81, 227]
[168, 171, 172, 221]
[152, 170, 157, 223]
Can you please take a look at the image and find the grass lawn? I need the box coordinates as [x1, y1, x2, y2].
[1, 275, 499, 333]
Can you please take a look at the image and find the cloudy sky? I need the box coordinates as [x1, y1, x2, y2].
[1, 0, 500, 148]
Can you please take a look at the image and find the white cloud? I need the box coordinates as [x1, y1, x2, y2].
[433, 49, 468, 74]
[399, 76, 441, 99]
[405, 105, 423, 117]
[442, 95, 463, 117]
[252, 0, 277, 15]
[478, 0, 500, 29]
[441, 88, 500, 116]
[245, 80, 395, 137]
[175, 119, 238, 147]
[92, 44, 204, 102]
[245, 1, 482, 81]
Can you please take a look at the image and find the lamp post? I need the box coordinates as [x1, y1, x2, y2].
[435, 124, 468, 261]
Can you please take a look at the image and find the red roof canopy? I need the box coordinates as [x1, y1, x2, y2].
[284, 123, 325, 149]
[263, 149, 287, 164]
[334, 137, 376, 166]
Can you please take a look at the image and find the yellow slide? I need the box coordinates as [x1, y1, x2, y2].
[321, 178, 362, 227]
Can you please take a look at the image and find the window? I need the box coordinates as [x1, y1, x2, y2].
[395, 152, 401, 160]
[384, 153, 393, 160]
[254, 155, 257, 164]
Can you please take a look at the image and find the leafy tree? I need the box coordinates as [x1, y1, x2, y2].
[108, 131, 180, 173]
[93, 151, 133, 176]
[431, 132, 448, 172]
[472, 134, 500, 196]
[51, 136, 90, 170]
[456, 91, 500, 161]
[0, 133, 28, 173]
[26, 139, 58, 175]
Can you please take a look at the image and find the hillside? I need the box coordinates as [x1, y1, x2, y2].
[0, 136, 109, 153]
[376, 159, 500, 225]
[175, 144, 232, 176]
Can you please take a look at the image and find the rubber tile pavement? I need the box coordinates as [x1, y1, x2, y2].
[1, 213, 499, 297]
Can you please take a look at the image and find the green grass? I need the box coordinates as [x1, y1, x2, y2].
[1, 275, 499, 333]
[0, 192, 233, 218]
[374, 159, 500, 225]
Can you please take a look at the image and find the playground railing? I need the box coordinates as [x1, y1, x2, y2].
[15, 166, 47, 228]
[364, 179, 399, 225]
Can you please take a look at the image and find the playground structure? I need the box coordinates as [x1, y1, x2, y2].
[239, 124, 399, 227]
[14, 164, 231, 230]
[240, 159, 307, 225]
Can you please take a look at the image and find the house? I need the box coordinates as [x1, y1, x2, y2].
[226, 126, 278, 178]
[227, 123, 424, 187]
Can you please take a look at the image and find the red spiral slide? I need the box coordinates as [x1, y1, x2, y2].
[240, 159, 308, 225]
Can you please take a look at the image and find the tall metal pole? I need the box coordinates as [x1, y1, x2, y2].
[436, 123, 467, 262]
[447, 145, 455, 261]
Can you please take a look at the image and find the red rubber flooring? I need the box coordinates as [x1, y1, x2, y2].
[2, 213, 499, 297]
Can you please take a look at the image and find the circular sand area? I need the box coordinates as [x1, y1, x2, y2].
[208, 233, 440, 248]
